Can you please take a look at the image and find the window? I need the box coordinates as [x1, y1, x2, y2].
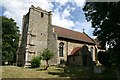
[30, 33, 36, 37]
[59, 42, 64, 57]
[90, 47, 93, 58]
[41, 12, 44, 17]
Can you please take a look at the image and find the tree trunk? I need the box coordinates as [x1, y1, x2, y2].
[44, 60, 49, 70]
[117, 67, 120, 80]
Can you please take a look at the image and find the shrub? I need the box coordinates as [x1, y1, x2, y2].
[41, 48, 54, 70]
[31, 56, 41, 68]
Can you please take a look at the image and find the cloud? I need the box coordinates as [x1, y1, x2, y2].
[51, 0, 86, 7]
[1, 0, 28, 32]
[3, 10, 12, 18]
[52, 9, 74, 29]
[51, 0, 70, 5]
[62, 5, 72, 19]
[1, 0, 95, 38]
[74, 21, 95, 38]
[28, 0, 53, 11]
[1, 0, 54, 32]
[62, 8, 70, 18]
[74, 0, 86, 8]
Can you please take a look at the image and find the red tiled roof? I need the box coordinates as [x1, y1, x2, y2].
[53, 25, 96, 44]
[69, 47, 81, 56]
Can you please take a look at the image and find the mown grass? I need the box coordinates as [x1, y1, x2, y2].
[1, 65, 117, 79]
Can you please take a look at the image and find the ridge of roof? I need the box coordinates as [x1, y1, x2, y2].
[83, 32, 96, 44]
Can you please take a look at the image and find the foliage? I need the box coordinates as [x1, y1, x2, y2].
[83, 2, 120, 66]
[97, 51, 110, 67]
[1, 16, 20, 65]
[41, 48, 54, 61]
[31, 56, 41, 68]
[41, 48, 54, 70]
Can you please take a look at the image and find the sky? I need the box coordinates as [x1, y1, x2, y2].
[0, 0, 95, 38]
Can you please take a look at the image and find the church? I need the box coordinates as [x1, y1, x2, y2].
[17, 5, 104, 67]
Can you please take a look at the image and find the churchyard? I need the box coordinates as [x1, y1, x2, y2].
[2, 65, 117, 79]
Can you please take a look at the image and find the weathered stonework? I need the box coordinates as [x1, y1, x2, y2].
[17, 5, 104, 67]
[17, 15, 28, 66]
[47, 12, 58, 65]
[17, 5, 58, 66]
[57, 38, 96, 64]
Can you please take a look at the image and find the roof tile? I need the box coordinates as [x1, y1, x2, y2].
[69, 47, 81, 56]
[53, 25, 95, 44]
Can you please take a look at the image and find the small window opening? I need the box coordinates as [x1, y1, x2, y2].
[90, 47, 93, 58]
[41, 12, 44, 17]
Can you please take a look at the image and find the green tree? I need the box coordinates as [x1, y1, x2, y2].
[97, 51, 110, 67]
[31, 56, 41, 68]
[41, 48, 54, 70]
[1, 16, 20, 65]
[83, 2, 120, 78]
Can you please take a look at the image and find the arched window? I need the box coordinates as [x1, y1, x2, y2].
[59, 42, 64, 57]
[90, 47, 93, 58]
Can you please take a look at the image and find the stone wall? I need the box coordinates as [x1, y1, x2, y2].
[47, 12, 58, 65]
[57, 38, 96, 64]
[17, 14, 28, 66]
[68, 41, 96, 61]
[68, 56, 83, 66]
[17, 5, 97, 66]
[17, 5, 59, 66]
[25, 6, 53, 66]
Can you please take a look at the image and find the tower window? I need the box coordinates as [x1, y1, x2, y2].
[59, 42, 64, 57]
[41, 12, 44, 17]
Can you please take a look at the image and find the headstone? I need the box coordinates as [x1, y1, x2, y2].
[94, 65, 102, 73]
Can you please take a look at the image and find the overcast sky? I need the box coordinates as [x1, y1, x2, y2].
[0, 0, 95, 38]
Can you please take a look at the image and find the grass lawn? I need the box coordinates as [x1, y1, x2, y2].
[1, 65, 117, 79]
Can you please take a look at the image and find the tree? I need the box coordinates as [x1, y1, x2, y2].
[31, 56, 41, 68]
[41, 48, 54, 70]
[83, 2, 120, 65]
[97, 51, 110, 67]
[83, 2, 120, 79]
[1, 16, 20, 65]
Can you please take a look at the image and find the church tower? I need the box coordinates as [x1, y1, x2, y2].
[17, 5, 58, 66]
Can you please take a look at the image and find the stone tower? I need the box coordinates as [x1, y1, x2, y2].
[17, 5, 58, 66]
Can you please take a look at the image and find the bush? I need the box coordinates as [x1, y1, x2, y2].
[41, 48, 54, 70]
[31, 56, 41, 68]
[98, 51, 110, 67]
